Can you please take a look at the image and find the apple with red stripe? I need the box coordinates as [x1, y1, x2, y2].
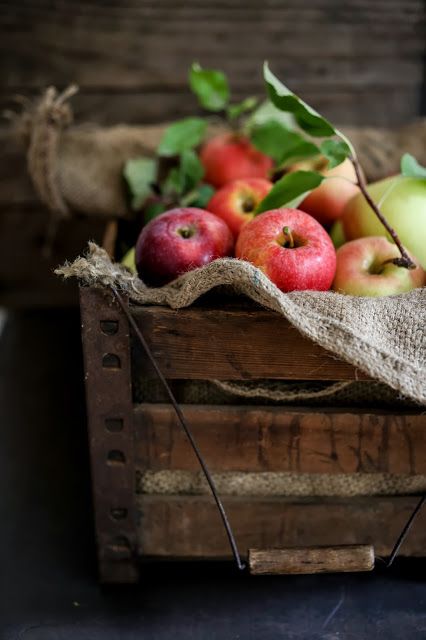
[236, 208, 336, 292]
[200, 134, 273, 188]
[206, 178, 272, 239]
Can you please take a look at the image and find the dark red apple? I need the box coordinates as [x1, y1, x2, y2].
[235, 208, 336, 292]
[135, 207, 233, 286]
[200, 133, 273, 188]
[206, 178, 273, 239]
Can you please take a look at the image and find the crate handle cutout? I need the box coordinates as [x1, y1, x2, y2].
[111, 286, 425, 577]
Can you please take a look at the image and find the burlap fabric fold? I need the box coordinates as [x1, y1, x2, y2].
[57, 242, 426, 405]
[13, 86, 426, 219]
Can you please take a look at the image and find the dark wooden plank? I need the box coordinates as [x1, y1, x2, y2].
[80, 286, 139, 583]
[248, 545, 375, 574]
[134, 404, 426, 475]
[131, 306, 369, 381]
[1, 0, 424, 93]
[136, 495, 426, 558]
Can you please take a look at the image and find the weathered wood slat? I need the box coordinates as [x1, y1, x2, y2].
[136, 495, 426, 558]
[131, 306, 369, 381]
[2, 0, 423, 96]
[134, 404, 426, 475]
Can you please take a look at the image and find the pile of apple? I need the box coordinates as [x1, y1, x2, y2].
[129, 65, 426, 297]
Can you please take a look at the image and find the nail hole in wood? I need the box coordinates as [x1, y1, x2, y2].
[110, 507, 128, 520]
[100, 320, 119, 335]
[105, 418, 124, 433]
[107, 449, 126, 465]
[105, 536, 132, 559]
[102, 353, 121, 369]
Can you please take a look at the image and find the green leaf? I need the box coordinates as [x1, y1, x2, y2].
[251, 120, 319, 165]
[189, 63, 230, 112]
[263, 62, 336, 138]
[123, 157, 157, 210]
[320, 139, 351, 169]
[400, 153, 426, 179]
[227, 97, 258, 120]
[163, 150, 205, 197]
[255, 171, 324, 214]
[247, 100, 297, 130]
[145, 201, 167, 223]
[158, 117, 207, 157]
[180, 149, 205, 192]
[183, 183, 215, 208]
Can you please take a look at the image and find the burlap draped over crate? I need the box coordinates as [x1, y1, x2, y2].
[13, 86, 426, 220]
[57, 243, 426, 405]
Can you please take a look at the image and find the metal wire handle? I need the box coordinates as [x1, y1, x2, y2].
[111, 285, 424, 574]
[111, 286, 246, 571]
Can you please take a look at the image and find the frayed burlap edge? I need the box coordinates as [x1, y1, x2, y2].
[56, 243, 426, 404]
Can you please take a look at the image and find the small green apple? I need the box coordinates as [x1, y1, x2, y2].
[121, 247, 136, 273]
[342, 176, 426, 268]
[330, 220, 346, 249]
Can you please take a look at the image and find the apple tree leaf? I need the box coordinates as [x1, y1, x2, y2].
[145, 201, 167, 223]
[183, 183, 216, 208]
[320, 139, 351, 169]
[163, 150, 205, 197]
[400, 153, 426, 179]
[247, 100, 297, 130]
[251, 120, 320, 165]
[123, 157, 158, 210]
[227, 96, 258, 120]
[189, 63, 230, 112]
[158, 117, 208, 157]
[255, 170, 324, 214]
[263, 62, 336, 138]
[179, 149, 205, 192]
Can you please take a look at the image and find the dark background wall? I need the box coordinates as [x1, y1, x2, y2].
[0, 0, 425, 306]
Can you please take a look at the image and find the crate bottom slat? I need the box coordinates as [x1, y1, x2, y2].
[136, 495, 426, 559]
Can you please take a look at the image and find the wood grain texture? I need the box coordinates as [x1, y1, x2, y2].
[131, 305, 369, 380]
[1, 0, 424, 126]
[80, 286, 140, 583]
[136, 495, 426, 558]
[134, 404, 426, 475]
[248, 545, 375, 574]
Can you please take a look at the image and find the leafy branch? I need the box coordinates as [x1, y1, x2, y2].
[258, 62, 422, 269]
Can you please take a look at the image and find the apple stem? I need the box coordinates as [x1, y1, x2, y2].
[349, 155, 416, 270]
[282, 226, 294, 248]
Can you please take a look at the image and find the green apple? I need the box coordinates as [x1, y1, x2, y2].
[342, 176, 426, 268]
[121, 247, 136, 273]
[330, 220, 346, 249]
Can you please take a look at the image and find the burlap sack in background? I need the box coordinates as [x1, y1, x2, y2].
[15, 86, 426, 220]
[57, 243, 426, 406]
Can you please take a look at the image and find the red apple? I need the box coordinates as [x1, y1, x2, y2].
[200, 133, 273, 188]
[206, 178, 272, 239]
[236, 208, 336, 292]
[136, 207, 233, 286]
[291, 157, 359, 226]
[332, 236, 425, 297]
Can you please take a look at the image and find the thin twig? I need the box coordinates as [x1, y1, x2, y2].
[111, 286, 246, 572]
[350, 155, 415, 270]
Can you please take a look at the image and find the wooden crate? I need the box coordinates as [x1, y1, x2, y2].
[80, 286, 426, 583]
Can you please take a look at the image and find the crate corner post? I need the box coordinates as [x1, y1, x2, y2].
[80, 285, 139, 584]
